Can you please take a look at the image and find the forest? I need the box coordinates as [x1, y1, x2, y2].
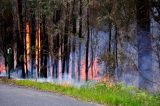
[0, 0, 160, 92]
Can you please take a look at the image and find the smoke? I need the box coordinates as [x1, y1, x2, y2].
[0, 29, 107, 87]
[0, 72, 7, 77]
[28, 73, 85, 88]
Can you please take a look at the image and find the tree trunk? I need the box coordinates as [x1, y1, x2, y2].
[108, 22, 112, 53]
[71, 0, 76, 79]
[85, 2, 90, 81]
[137, 0, 152, 90]
[36, 20, 40, 80]
[41, 15, 48, 78]
[17, 0, 25, 78]
[78, 0, 82, 81]
[30, 14, 36, 78]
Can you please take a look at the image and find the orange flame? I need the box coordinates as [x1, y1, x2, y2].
[25, 22, 30, 74]
[36, 23, 41, 78]
[0, 64, 5, 73]
[79, 57, 101, 81]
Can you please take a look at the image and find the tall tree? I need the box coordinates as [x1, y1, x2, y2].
[85, 0, 90, 81]
[71, 0, 77, 79]
[78, 0, 83, 81]
[0, 0, 15, 73]
[137, 0, 152, 90]
[17, 0, 25, 78]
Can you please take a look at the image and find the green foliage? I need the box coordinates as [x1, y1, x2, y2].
[97, 0, 136, 30]
[99, 53, 115, 64]
[1, 78, 159, 106]
[98, 52, 115, 75]
[0, 0, 15, 56]
[28, 0, 54, 18]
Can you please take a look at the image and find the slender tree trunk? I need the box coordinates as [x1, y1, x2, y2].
[158, 35, 160, 71]
[66, 3, 71, 76]
[71, 0, 76, 79]
[108, 22, 112, 53]
[71, 37, 76, 79]
[31, 14, 36, 78]
[17, 0, 25, 78]
[41, 15, 48, 78]
[72, 0, 77, 34]
[12, 0, 17, 70]
[137, 0, 152, 90]
[36, 20, 40, 80]
[108, 21, 113, 78]
[114, 26, 118, 68]
[86, 2, 90, 81]
[25, 22, 30, 78]
[78, 0, 82, 81]
[90, 29, 94, 80]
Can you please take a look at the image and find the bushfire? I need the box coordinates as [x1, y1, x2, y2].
[36, 23, 41, 78]
[24, 22, 30, 75]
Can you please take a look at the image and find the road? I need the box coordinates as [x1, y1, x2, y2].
[0, 84, 98, 106]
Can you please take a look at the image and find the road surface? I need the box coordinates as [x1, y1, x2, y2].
[0, 84, 98, 106]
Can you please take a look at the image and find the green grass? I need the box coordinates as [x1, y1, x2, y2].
[0, 77, 160, 106]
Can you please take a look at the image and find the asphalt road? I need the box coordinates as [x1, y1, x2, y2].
[0, 84, 98, 106]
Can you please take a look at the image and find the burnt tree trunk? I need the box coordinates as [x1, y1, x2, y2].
[40, 15, 48, 78]
[17, 0, 25, 78]
[85, 1, 90, 81]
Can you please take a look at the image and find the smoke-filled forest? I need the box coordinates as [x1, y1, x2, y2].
[0, 0, 160, 93]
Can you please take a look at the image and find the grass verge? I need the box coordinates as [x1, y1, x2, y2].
[0, 77, 159, 106]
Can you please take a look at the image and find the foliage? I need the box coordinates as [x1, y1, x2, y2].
[0, 0, 15, 56]
[98, 52, 115, 75]
[97, 0, 136, 31]
[151, 0, 160, 24]
[0, 78, 160, 106]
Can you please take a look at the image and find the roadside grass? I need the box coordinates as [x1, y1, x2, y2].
[0, 77, 159, 106]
